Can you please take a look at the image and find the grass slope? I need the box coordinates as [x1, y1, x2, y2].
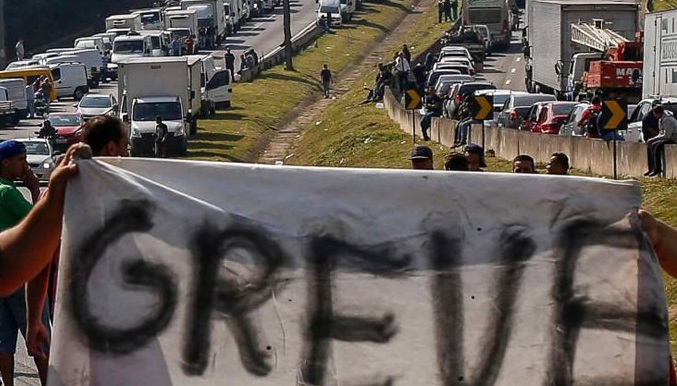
[286, 2, 677, 356]
[187, 0, 438, 162]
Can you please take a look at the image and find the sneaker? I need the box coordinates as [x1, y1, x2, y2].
[643, 170, 653, 176]
[648, 171, 662, 177]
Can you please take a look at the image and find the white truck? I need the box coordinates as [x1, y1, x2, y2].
[187, 54, 232, 113]
[105, 14, 143, 32]
[165, 9, 199, 36]
[111, 33, 153, 64]
[117, 57, 202, 156]
[131, 8, 165, 30]
[524, 0, 640, 98]
[643, 9, 677, 98]
[462, 0, 511, 49]
[49, 63, 90, 100]
[180, 0, 227, 43]
[54, 48, 105, 88]
[0, 79, 26, 123]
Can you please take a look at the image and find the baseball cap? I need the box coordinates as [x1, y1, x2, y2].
[0, 140, 26, 161]
[409, 145, 433, 160]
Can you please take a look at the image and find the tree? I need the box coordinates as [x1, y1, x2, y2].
[283, 0, 294, 71]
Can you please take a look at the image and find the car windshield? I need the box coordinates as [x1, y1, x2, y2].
[514, 106, 531, 119]
[515, 95, 556, 106]
[492, 94, 510, 106]
[48, 115, 81, 126]
[552, 104, 576, 116]
[460, 84, 495, 95]
[320, 5, 340, 13]
[476, 28, 488, 38]
[133, 102, 182, 121]
[22, 141, 50, 156]
[80, 96, 112, 108]
[114, 40, 144, 54]
[141, 13, 160, 24]
[76, 41, 96, 49]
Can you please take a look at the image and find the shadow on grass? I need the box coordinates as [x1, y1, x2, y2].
[187, 150, 245, 162]
[203, 112, 248, 120]
[342, 18, 389, 32]
[380, 0, 414, 14]
[260, 71, 320, 89]
[192, 131, 245, 143]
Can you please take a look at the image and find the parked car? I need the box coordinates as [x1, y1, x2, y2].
[426, 68, 462, 88]
[438, 46, 474, 63]
[75, 93, 118, 120]
[532, 102, 578, 134]
[432, 63, 474, 76]
[15, 138, 57, 182]
[444, 81, 496, 119]
[520, 101, 551, 132]
[559, 102, 590, 136]
[627, 97, 677, 142]
[496, 93, 557, 128]
[435, 74, 475, 96]
[46, 113, 84, 152]
[472, 24, 492, 53]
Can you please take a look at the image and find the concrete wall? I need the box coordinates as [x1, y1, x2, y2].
[384, 87, 677, 178]
[240, 24, 324, 82]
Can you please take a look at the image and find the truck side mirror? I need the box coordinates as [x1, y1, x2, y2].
[522, 45, 530, 57]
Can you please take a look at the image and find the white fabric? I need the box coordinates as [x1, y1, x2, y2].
[48, 158, 670, 385]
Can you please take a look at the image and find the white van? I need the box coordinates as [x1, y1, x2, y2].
[49, 63, 90, 100]
[74, 37, 106, 55]
[339, 0, 355, 21]
[131, 8, 165, 30]
[5, 60, 41, 70]
[317, 0, 343, 27]
[139, 31, 170, 57]
[190, 55, 232, 112]
[59, 49, 105, 87]
[32, 53, 60, 63]
[92, 33, 115, 51]
[111, 34, 153, 63]
[0, 79, 28, 120]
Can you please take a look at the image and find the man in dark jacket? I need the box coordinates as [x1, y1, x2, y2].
[155, 116, 169, 158]
[224, 48, 236, 82]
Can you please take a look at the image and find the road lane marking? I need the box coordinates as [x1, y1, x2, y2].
[516, 57, 521, 62]
[510, 68, 516, 73]
[505, 79, 512, 85]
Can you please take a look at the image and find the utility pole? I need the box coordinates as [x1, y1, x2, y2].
[283, 0, 294, 71]
[0, 0, 6, 69]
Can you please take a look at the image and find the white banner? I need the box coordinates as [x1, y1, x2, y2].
[48, 159, 670, 386]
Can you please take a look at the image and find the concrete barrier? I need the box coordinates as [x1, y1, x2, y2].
[240, 23, 323, 82]
[384, 87, 677, 178]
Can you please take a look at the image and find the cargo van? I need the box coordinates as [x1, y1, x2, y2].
[5, 60, 41, 70]
[74, 37, 106, 54]
[112, 34, 153, 63]
[0, 67, 57, 101]
[0, 79, 28, 121]
[49, 63, 89, 100]
[57, 49, 105, 88]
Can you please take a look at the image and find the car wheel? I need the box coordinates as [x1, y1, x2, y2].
[73, 88, 86, 101]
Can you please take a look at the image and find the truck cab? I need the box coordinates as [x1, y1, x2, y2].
[74, 37, 106, 55]
[124, 96, 188, 156]
[49, 63, 89, 100]
[567, 52, 603, 96]
[139, 31, 170, 57]
[165, 9, 199, 36]
[339, 0, 355, 21]
[112, 34, 153, 63]
[132, 8, 165, 30]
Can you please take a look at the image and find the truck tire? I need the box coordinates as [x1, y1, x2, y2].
[73, 87, 86, 101]
[89, 77, 100, 89]
[209, 107, 216, 115]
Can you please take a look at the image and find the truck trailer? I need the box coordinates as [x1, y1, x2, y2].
[117, 57, 202, 156]
[524, 0, 640, 98]
[643, 9, 677, 99]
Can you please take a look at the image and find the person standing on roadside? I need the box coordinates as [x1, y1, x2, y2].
[225, 48, 236, 82]
[320, 64, 334, 98]
[39, 77, 52, 108]
[198, 27, 206, 49]
[155, 116, 169, 158]
[412, 62, 427, 96]
[451, 0, 458, 20]
[171, 36, 181, 56]
[185, 35, 195, 55]
[444, 0, 452, 21]
[25, 84, 35, 119]
[0, 140, 50, 386]
[15, 39, 24, 61]
[437, 0, 444, 23]
[394, 51, 410, 92]
[401, 44, 412, 64]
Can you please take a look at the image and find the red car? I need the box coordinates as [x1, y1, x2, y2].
[532, 102, 578, 134]
[520, 102, 551, 132]
[46, 113, 84, 152]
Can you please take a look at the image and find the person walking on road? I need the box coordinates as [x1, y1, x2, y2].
[15, 39, 24, 61]
[0, 140, 51, 386]
[155, 116, 169, 158]
[25, 84, 35, 119]
[225, 48, 236, 82]
[320, 64, 334, 98]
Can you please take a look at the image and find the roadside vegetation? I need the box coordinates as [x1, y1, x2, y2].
[188, 0, 447, 162]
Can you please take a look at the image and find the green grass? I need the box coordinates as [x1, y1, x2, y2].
[652, 0, 677, 11]
[185, 0, 441, 162]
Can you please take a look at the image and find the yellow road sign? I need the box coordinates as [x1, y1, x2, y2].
[471, 95, 493, 121]
[405, 89, 422, 110]
[601, 99, 628, 131]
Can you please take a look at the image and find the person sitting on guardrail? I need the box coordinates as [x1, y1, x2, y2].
[645, 105, 677, 177]
[420, 87, 442, 141]
[512, 154, 537, 173]
[453, 94, 475, 146]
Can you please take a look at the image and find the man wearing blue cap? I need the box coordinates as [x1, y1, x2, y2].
[0, 140, 50, 385]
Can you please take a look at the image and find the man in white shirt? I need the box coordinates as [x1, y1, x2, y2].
[394, 52, 410, 92]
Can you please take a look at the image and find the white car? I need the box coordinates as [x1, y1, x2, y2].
[16, 138, 57, 182]
[75, 93, 119, 120]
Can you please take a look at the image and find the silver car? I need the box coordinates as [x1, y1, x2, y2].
[16, 138, 57, 182]
[559, 102, 589, 136]
[75, 93, 118, 120]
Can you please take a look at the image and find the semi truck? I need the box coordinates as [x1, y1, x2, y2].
[524, 0, 640, 98]
[117, 57, 202, 156]
[461, 0, 511, 49]
[180, 0, 227, 44]
[643, 9, 677, 99]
